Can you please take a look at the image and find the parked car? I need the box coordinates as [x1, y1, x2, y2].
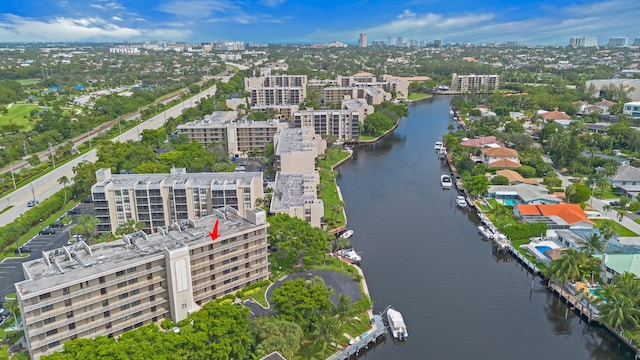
[67, 208, 81, 215]
[40, 227, 56, 235]
[14, 246, 31, 254]
[82, 196, 93, 203]
[50, 221, 64, 228]
[610, 201, 623, 207]
[27, 199, 39, 207]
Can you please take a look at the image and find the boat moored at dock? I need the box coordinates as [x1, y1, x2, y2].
[340, 229, 354, 239]
[440, 174, 453, 189]
[336, 248, 361, 262]
[384, 307, 408, 341]
[456, 195, 468, 208]
[478, 225, 494, 239]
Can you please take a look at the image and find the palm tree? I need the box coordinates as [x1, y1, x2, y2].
[600, 220, 617, 244]
[313, 313, 340, 358]
[580, 233, 604, 256]
[602, 204, 613, 218]
[492, 205, 512, 225]
[333, 294, 358, 329]
[4, 298, 20, 330]
[600, 294, 640, 334]
[549, 249, 588, 284]
[58, 175, 71, 205]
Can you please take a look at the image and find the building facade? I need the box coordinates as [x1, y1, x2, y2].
[623, 101, 640, 118]
[358, 33, 367, 48]
[293, 109, 360, 141]
[451, 73, 500, 92]
[608, 37, 628, 47]
[177, 112, 287, 155]
[270, 172, 324, 228]
[91, 168, 264, 234]
[16, 207, 269, 359]
[274, 128, 326, 174]
[244, 75, 307, 106]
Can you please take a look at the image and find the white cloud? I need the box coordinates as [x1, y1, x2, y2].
[112, 16, 123, 21]
[260, 0, 285, 6]
[90, 4, 106, 10]
[0, 14, 190, 41]
[158, 0, 280, 23]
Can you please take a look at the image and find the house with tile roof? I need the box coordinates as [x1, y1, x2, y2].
[594, 100, 616, 114]
[495, 169, 539, 185]
[480, 147, 521, 168]
[487, 183, 561, 205]
[514, 203, 594, 229]
[538, 108, 571, 121]
[610, 165, 640, 198]
[460, 136, 503, 148]
[598, 254, 640, 284]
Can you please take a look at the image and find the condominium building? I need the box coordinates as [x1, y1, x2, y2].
[16, 207, 269, 359]
[274, 128, 326, 174]
[245, 75, 307, 106]
[634, 38, 640, 47]
[270, 172, 324, 227]
[293, 109, 361, 141]
[323, 87, 355, 104]
[177, 111, 287, 155]
[250, 105, 299, 120]
[608, 37, 628, 47]
[451, 73, 500, 92]
[358, 32, 367, 48]
[91, 168, 264, 234]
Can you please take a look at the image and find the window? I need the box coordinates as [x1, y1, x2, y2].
[117, 281, 127, 289]
[100, 288, 107, 295]
[66, 311, 73, 319]
[43, 316, 56, 325]
[102, 299, 109, 307]
[68, 323, 75, 330]
[104, 311, 110, 318]
[62, 287, 70, 295]
[42, 304, 53, 312]
[39, 292, 51, 300]
[130, 289, 140, 296]
[64, 299, 72, 307]
[116, 270, 126, 277]
[48, 341, 60, 349]
[127, 267, 137, 273]
[46, 329, 58, 336]
[99, 276, 105, 284]
[128, 278, 138, 285]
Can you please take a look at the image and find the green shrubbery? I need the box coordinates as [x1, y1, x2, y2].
[237, 280, 271, 298]
[501, 222, 547, 241]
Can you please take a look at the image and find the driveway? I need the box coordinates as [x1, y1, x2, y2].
[243, 270, 362, 317]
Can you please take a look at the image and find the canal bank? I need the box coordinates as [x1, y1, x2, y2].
[335, 95, 634, 359]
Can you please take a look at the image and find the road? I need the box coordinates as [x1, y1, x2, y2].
[0, 84, 219, 228]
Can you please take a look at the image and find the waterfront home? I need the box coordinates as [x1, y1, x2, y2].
[538, 108, 571, 122]
[610, 165, 640, 198]
[487, 183, 561, 205]
[479, 147, 521, 168]
[514, 203, 594, 229]
[598, 253, 640, 284]
[460, 135, 503, 148]
[554, 228, 608, 250]
[495, 169, 539, 185]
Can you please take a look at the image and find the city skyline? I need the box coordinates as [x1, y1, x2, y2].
[0, 0, 639, 45]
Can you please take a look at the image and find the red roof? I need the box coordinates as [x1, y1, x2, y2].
[481, 147, 519, 157]
[540, 108, 571, 120]
[488, 158, 522, 168]
[516, 203, 594, 225]
[460, 136, 502, 148]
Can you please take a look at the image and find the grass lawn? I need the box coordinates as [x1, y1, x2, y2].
[487, 199, 500, 209]
[593, 219, 638, 237]
[358, 135, 377, 141]
[16, 78, 41, 86]
[594, 188, 619, 199]
[318, 149, 350, 229]
[0, 103, 38, 128]
[407, 93, 432, 101]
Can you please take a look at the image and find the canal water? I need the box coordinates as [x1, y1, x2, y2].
[336, 96, 634, 360]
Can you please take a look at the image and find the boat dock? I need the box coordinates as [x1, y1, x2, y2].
[328, 314, 387, 360]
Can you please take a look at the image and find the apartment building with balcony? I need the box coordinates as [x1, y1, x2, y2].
[451, 73, 500, 92]
[244, 75, 307, 106]
[91, 168, 263, 234]
[293, 109, 360, 141]
[16, 207, 270, 359]
[177, 111, 288, 155]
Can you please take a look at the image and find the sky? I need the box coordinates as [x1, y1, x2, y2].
[0, 0, 639, 45]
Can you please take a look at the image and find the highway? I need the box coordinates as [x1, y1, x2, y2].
[0, 84, 218, 228]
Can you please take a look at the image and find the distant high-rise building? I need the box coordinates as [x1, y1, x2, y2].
[358, 32, 367, 48]
[433, 39, 442, 47]
[608, 37, 628, 47]
[388, 37, 396, 46]
[397, 37, 405, 47]
[633, 37, 640, 47]
[504, 41, 520, 47]
[569, 36, 598, 47]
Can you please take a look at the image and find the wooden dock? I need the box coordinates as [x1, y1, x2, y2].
[548, 281, 600, 323]
[328, 314, 387, 360]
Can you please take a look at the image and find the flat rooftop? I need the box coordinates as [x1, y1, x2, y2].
[93, 171, 262, 191]
[179, 119, 284, 129]
[270, 173, 321, 212]
[17, 207, 267, 297]
[275, 128, 317, 155]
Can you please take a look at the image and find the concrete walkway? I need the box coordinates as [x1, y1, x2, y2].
[554, 171, 640, 236]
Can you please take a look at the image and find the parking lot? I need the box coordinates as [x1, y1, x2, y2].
[0, 203, 93, 300]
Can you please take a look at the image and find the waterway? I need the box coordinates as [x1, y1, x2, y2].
[336, 96, 634, 360]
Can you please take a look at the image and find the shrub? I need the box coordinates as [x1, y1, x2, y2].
[237, 279, 271, 298]
[516, 165, 536, 178]
[490, 175, 509, 185]
[501, 223, 547, 241]
[566, 183, 591, 203]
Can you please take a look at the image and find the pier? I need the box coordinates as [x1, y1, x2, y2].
[327, 314, 387, 360]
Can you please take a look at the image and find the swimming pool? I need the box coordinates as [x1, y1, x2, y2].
[535, 246, 552, 258]
[504, 199, 519, 206]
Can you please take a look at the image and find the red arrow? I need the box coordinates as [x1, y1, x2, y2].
[209, 219, 219, 241]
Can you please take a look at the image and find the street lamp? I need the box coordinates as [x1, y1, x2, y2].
[48, 142, 55, 168]
[30, 183, 36, 202]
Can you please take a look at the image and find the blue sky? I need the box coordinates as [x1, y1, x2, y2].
[0, 0, 638, 45]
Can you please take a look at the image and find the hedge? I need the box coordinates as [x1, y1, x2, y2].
[236, 280, 271, 298]
[501, 223, 547, 241]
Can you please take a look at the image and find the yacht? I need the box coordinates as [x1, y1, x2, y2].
[340, 229, 354, 239]
[456, 195, 468, 208]
[440, 174, 453, 189]
[478, 226, 494, 239]
[336, 248, 361, 262]
[386, 307, 408, 340]
[434, 141, 444, 151]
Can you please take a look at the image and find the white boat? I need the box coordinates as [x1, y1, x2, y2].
[478, 225, 494, 239]
[336, 248, 361, 262]
[440, 175, 452, 189]
[340, 229, 354, 239]
[386, 308, 408, 340]
[456, 196, 468, 208]
[434, 141, 444, 151]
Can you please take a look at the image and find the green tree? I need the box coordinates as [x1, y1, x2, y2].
[313, 313, 340, 359]
[565, 183, 591, 203]
[466, 175, 489, 197]
[58, 175, 71, 205]
[253, 317, 304, 359]
[72, 215, 99, 244]
[490, 175, 509, 185]
[267, 214, 327, 267]
[271, 278, 333, 332]
[549, 248, 589, 284]
[115, 219, 146, 237]
[3, 297, 20, 330]
[579, 233, 604, 256]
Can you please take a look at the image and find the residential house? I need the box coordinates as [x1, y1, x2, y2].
[514, 203, 594, 229]
[610, 165, 640, 197]
[479, 147, 521, 168]
[486, 183, 562, 205]
[495, 170, 539, 185]
[599, 254, 640, 284]
[460, 136, 502, 148]
[538, 108, 571, 122]
[594, 100, 616, 114]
